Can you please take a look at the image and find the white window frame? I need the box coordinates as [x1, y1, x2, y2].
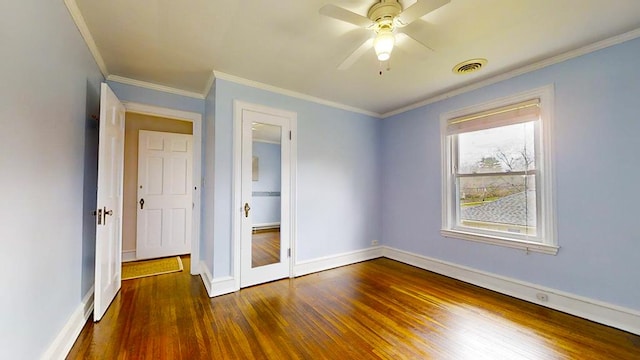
[440, 85, 558, 255]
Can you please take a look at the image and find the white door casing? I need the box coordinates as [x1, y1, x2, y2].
[94, 83, 125, 322]
[136, 130, 193, 260]
[236, 102, 297, 288]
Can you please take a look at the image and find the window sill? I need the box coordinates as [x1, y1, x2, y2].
[440, 229, 559, 255]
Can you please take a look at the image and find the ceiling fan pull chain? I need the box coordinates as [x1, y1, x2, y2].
[378, 60, 391, 76]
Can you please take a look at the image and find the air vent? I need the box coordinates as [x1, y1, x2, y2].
[453, 58, 487, 74]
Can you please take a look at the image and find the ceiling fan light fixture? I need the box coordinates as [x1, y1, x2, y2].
[374, 27, 395, 61]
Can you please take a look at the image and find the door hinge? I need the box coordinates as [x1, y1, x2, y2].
[287, 248, 291, 258]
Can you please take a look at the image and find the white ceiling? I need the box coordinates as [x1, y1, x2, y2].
[70, 0, 640, 116]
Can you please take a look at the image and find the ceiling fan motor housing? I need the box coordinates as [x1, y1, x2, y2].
[368, 0, 402, 31]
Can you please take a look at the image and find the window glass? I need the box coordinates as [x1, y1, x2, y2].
[457, 122, 535, 174]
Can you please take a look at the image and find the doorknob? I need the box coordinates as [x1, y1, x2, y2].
[244, 203, 251, 218]
[103, 206, 113, 225]
[139, 198, 145, 210]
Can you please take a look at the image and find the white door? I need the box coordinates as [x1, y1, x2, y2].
[94, 83, 125, 322]
[136, 130, 193, 260]
[240, 109, 291, 287]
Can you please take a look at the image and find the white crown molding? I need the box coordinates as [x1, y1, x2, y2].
[214, 71, 382, 118]
[382, 246, 640, 336]
[107, 75, 205, 99]
[41, 287, 94, 360]
[63, 0, 109, 77]
[382, 27, 640, 118]
[203, 70, 216, 98]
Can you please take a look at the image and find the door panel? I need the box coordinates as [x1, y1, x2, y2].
[94, 83, 125, 322]
[137, 130, 193, 260]
[240, 110, 291, 287]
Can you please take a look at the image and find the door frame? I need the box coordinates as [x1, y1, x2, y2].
[232, 100, 297, 289]
[123, 101, 202, 275]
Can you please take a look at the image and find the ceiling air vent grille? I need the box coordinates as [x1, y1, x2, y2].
[453, 59, 487, 74]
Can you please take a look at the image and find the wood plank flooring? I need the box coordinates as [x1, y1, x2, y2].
[252, 229, 280, 267]
[67, 257, 640, 359]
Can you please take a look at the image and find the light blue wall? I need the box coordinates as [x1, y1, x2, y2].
[202, 82, 216, 271]
[0, 1, 103, 358]
[106, 81, 205, 115]
[381, 37, 640, 310]
[210, 79, 382, 277]
[252, 142, 282, 225]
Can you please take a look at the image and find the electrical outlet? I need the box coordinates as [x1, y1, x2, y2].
[371, 240, 379, 246]
[536, 293, 549, 302]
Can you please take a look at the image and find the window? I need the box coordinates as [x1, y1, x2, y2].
[441, 86, 557, 254]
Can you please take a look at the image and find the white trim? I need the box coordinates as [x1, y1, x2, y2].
[440, 229, 558, 255]
[293, 247, 384, 277]
[288, 116, 298, 279]
[203, 71, 216, 99]
[121, 250, 136, 262]
[107, 75, 205, 100]
[232, 102, 242, 291]
[252, 222, 280, 230]
[383, 246, 640, 336]
[383, 28, 640, 118]
[41, 287, 94, 360]
[440, 85, 557, 252]
[210, 277, 238, 297]
[199, 261, 239, 297]
[216, 71, 381, 118]
[198, 261, 214, 296]
[233, 101, 298, 289]
[63, 0, 108, 77]
[122, 102, 202, 275]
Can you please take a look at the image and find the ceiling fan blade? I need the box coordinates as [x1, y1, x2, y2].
[396, 0, 450, 27]
[400, 24, 436, 52]
[395, 32, 434, 60]
[338, 38, 374, 70]
[319, 4, 374, 28]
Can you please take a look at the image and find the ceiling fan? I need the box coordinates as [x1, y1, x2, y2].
[319, 0, 450, 70]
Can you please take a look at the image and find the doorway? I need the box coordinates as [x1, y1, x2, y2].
[122, 102, 202, 275]
[233, 101, 297, 288]
[122, 115, 193, 261]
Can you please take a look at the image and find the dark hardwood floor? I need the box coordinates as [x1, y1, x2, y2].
[67, 257, 640, 359]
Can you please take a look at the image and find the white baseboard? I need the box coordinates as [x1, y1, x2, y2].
[199, 261, 238, 298]
[198, 247, 384, 297]
[382, 246, 640, 335]
[199, 261, 214, 296]
[41, 287, 94, 360]
[209, 276, 237, 297]
[294, 246, 384, 277]
[122, 250, 136, 263]
[252, 222, 280, 230]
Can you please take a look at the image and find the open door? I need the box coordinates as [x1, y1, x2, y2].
[94, 83, 125, 321]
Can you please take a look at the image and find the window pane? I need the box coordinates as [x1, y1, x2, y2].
[457, 122, 536, 174]
[458, 175, 536, 236]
